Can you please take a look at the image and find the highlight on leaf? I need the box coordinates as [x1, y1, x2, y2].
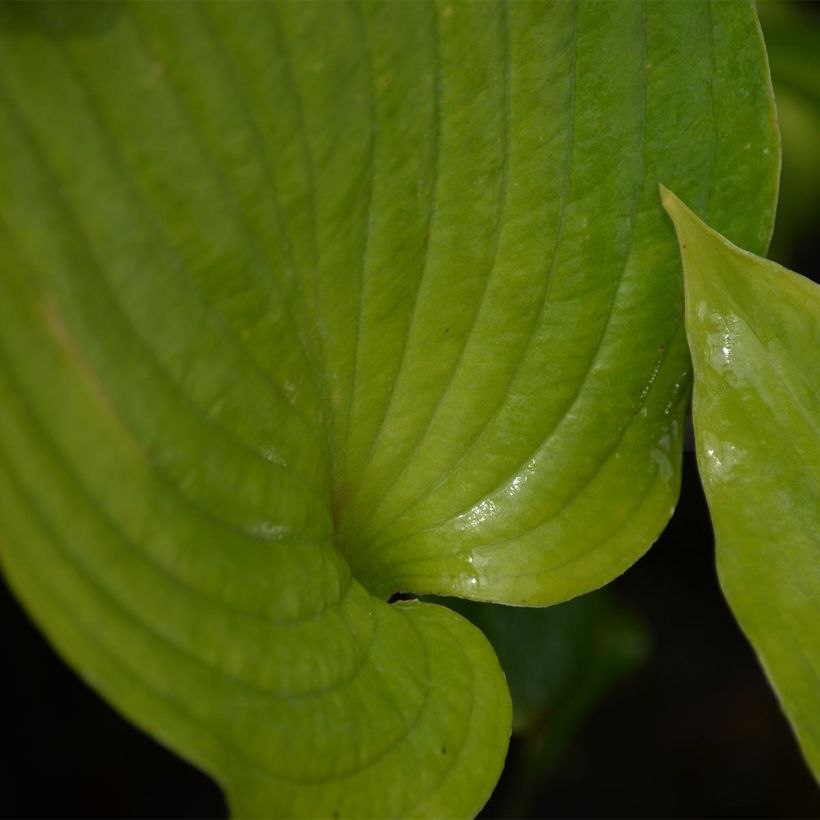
[0, 1, 782, 816]
[662, 186, 820, 780]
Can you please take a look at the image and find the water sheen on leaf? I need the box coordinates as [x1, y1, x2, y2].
[662, 188, 820, 779]
[0, 1, 778, 816]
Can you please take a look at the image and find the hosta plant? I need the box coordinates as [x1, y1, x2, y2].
[0, 1, 816, 816]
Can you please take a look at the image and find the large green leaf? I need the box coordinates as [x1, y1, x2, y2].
[662, 189, 820, 778]
[0, 2, 778, 815]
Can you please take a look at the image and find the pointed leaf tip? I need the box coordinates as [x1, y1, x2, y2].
[668, 198, 820, 779]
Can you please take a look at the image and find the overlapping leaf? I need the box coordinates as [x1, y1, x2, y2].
[0, 2, 778, 816]
[663, 189, 819, 779]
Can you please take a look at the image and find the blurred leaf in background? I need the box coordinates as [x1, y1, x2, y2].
[759, 1, 820, 267]
[433, 592, 649, 818]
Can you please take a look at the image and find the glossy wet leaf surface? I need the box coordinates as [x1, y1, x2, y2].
[663, 189, 820, 778]
[0, 2, 777, 816]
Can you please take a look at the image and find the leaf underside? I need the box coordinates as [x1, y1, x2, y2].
[663, 189, 820, 779]
[0, 2, 778, 816]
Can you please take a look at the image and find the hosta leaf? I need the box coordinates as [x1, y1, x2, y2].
[0, 2, 777, 816]
[662, 189, 820, 778]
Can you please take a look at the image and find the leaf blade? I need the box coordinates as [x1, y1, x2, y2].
[0, 2, 780, 815]
[662, 186, 820, 778]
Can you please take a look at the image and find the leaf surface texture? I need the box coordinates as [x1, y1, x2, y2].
[0, 2, 778, 815]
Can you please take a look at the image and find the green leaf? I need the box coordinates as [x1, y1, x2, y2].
[662, 188, 820, 778]
[0, 2, 778, 816]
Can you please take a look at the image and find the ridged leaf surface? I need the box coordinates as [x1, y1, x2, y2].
[0, 2, 778, 815]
